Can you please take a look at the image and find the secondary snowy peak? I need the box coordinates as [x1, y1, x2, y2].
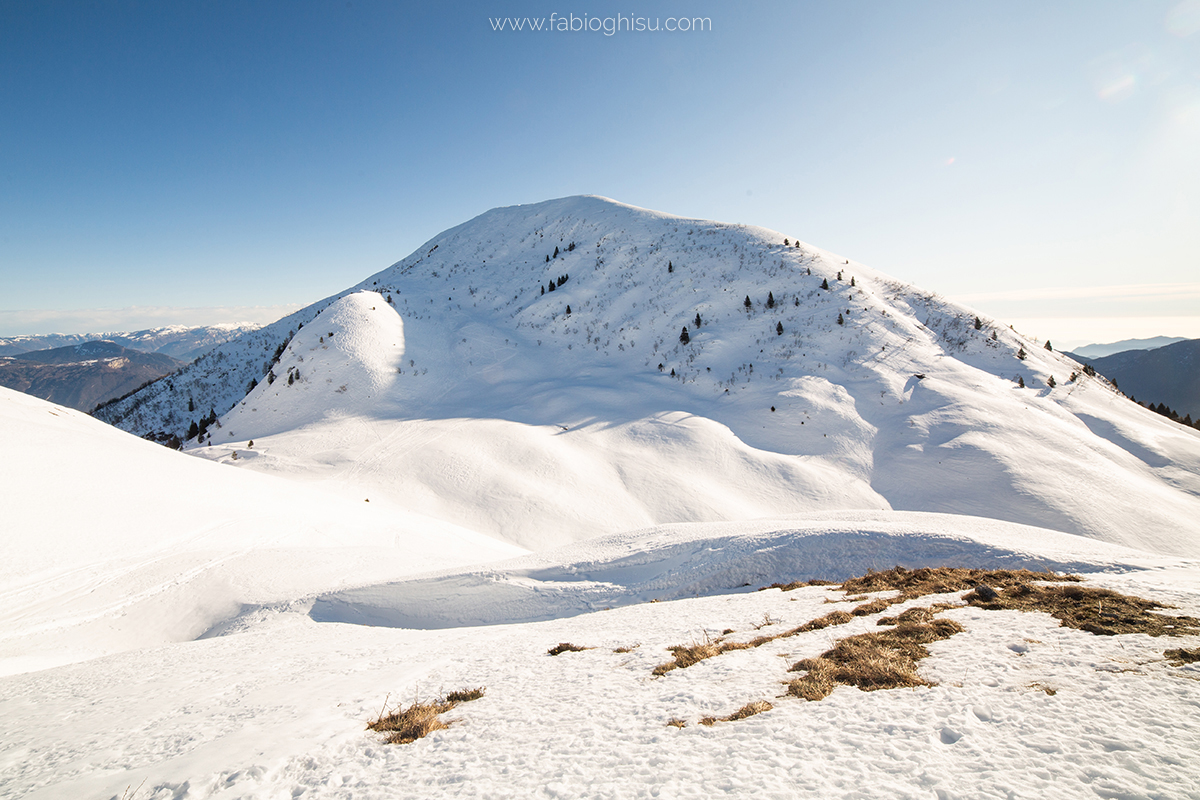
[95, 196, 1200, 557]
[217, 291, 405, 438]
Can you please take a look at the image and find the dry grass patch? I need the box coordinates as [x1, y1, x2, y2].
[548, 642, 591, 656]
[963, 583, 1200, 637]
[1165, 647, 1200, 665]
[724, 700, 773, 721]
[368, 687, 486, 745]
[665, 717, 687, 728]
[787, 618, 965, 701]
[761, 578, 834, 592]
[851, 598, 894, 616]
[613, 644, 640, 653]
[788, 609, 852, 634]
[653, 639, 722, 675]
[840, 566, 1077, 600]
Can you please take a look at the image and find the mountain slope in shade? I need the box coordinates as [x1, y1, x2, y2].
[0, 341, 183, 412]
[1077, 338, 1200, 420]
[96, 196, 1200, 557]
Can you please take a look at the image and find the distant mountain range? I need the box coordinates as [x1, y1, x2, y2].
[0, 341, 184, 412]
[1074, 339, 1200, 420]
[1068, 336, 1188, 359]
[0, 323, 260, 361]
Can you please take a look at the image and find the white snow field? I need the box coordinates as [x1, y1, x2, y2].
[4, 196, 1200, 798]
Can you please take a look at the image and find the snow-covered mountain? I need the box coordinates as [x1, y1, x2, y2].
[91, 195, 1200, 556]
[95, 196, 1200, 556]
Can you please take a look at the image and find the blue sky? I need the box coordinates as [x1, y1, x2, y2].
[2, 1, 1197, 347]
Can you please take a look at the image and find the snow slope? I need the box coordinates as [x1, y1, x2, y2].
[0, 387, 523, 674]
[94, 196, 1200, 556]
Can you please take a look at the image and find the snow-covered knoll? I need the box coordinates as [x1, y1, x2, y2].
[95, 196, 1200, 556]
[0, 386, 523, 675]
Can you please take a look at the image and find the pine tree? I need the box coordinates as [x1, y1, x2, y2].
[680, 326, 690, 344]
[784, 238, 790, 246]
[548, 281, 556, 292]
[1017, 346, 1027, 360]
[776, 322, 784, 335]
[694, 313, 702, 328]
[837, 313, 844, 325]
[287, 371, 294, 385]
[1044, 340, 1053, 351]
[1048, 375, 1056, 388]
[767, 291, 775, 308]
[565, 305, 571, 315]
[567, 242, 575, 251]
[836, 271, 842, 281]
[187, 420, 199, 439]
[1018, 376, 1025, 388]
[248, 440, 254, 448]
[553, 246, 559, 258]
[974, 316, 982, 330]
[188, 397, 195, 413]
[744, 295, 752, 309]
[821, 278, 830, 290]
[668, 261, 673, 273]
[670, 368, 676, 377]
[545, 255, 550, 263]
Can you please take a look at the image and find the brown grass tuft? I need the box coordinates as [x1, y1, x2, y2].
[787, 617, 964, 700]
[666, 718, 687, 728]
[851, 598, 894, 616]
[653, 640, 722, 675]
[613, 644, 640, 654]
[698, 716, 718, 726]
[444, 687, 486, 703]
[963, 583, 1200, 637]
[878, 606, 935, 626]
[548, 642, 591, 656]
[1165, 647, 1200, 665]
[724, 700, 773, 721]
[760, 578, 835, 592]
[368, 687, 486, 744]
[788, 610, 853, 635]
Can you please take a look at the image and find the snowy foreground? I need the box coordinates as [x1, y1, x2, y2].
[4, 196, 1200, 798]
[3, 386, 1200, 799]
[4, 555, 1200, 799]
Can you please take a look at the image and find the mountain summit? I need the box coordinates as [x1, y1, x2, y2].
[94, 196, 1200, 556]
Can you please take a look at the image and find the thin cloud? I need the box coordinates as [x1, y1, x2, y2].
[0, 305, 303, 337]
[952, 283, 1200, 304]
